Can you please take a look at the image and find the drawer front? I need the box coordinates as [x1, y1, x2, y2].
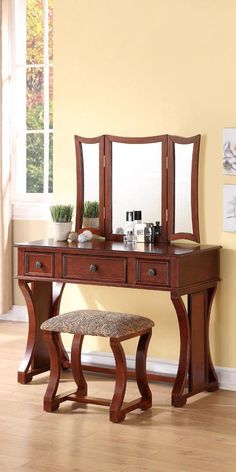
[62, 255, 127, 283]
[24, 252, 54, 277]
[136, 259, 169, 286]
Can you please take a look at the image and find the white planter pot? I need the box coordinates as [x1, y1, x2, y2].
[82, 217, 99, 229]
[52, 222, 72, 241]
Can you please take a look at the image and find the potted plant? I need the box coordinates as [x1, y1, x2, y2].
[50, 204, 74, 241]
[83, 200, 99, 229]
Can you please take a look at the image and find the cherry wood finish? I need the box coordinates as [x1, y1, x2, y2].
[74, 135, 105, 235]
[167, 134, 201, 242]
[16, 238, 220, 407]
[42, 327, 152, 423]
[75, 133, 201, 243]
[104, 134, 168, 242]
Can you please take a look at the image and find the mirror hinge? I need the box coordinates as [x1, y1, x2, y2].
[166, 209, 168, 221]
[103, 207, 106, 219]
[103, 155, 106, 167]
[166, 156, 168, 169]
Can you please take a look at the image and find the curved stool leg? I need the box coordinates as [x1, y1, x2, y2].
[71, 334, 87, 396]
[43, 330, 61, 412]
[110, 338, 127, 423]
[136, 329, 152, 410]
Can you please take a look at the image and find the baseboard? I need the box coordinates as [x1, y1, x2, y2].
[1, 305, 236, 391]
[81, 351, 236, 391]
[0, 305, 28, 322]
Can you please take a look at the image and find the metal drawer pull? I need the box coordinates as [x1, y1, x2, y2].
[89, 264, 97, 272]
[35, 261, 43, 269]
[148, 268, 156, 277]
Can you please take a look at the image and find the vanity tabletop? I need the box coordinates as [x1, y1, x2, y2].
[15, 238, 221, 257]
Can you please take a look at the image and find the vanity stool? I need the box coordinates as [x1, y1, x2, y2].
[40, 309, 154, 423]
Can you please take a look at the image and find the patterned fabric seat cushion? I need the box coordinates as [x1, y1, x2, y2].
[40, 309, 154, 338]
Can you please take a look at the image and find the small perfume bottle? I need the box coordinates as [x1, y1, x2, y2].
[123, 211, 137, 245]
[154, 221, 161, 238]
[134, 210, 146, 243]
[144, 223, 154, 243]
[123, 231, 137, 245]
[125, 211, 135, 233]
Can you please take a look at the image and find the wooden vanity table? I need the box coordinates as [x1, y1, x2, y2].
[16, 133, 221, 407]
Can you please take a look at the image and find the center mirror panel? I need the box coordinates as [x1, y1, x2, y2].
[105, 135, 168, 241]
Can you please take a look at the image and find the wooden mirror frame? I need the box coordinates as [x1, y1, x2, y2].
[167, 134, 201, 242]
[104, 134, 168, 242]
[74, 135, 105, 235]
[74, 133, 201, 243]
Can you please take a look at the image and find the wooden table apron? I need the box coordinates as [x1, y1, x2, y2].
[15, 239, 221, 407]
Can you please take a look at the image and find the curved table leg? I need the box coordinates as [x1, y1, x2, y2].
[171, 294, 190, 407]
[171, 286, 218, 407]
[18, 280, 66, 384]
[52, 282, 69, 369]
[43, 331, 61, 412]
[205, 287, 218, 390]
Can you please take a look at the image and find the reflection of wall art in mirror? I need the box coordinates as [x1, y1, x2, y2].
[223, 184, 236, 231]
[223, 128, 236, 175]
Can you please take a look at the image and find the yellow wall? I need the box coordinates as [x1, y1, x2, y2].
[13, 0, 236, 367]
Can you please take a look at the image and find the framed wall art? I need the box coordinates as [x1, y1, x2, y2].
[223, 184, 236, 231]
[223, 128, 236, 175]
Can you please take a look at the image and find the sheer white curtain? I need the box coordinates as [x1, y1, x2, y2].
[0, 0, 12, 314]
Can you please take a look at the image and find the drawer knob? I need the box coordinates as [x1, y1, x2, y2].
[89, 264, 97, 272]
[148, 268, 156, 277]
[35, 261, 42, 269]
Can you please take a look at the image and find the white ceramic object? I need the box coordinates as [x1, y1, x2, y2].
[78, 233, 87, 243]
[83, 230, 93, 241]
[52, 222, 72, 241]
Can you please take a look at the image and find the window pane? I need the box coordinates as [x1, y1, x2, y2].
[26, 0, 44, 65]
[27, 133, 44, 192]
[26, 67, 44, 129]
[49, 66, 53, 129]
[48, 0, 53, 62]
[49, 132, 53, 193]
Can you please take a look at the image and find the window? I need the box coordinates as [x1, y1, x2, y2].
[11, 0, 53, 218]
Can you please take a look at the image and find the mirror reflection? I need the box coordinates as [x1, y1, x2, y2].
[112, 142, 162, 234]
[82, 143, 100, 229]
[174, 142, 193, 234]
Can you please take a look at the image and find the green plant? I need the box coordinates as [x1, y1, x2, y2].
[50, 204, 73, 222]
[83, 201, 99, 218]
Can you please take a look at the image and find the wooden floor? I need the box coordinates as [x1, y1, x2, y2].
[0, 321, 236, 472]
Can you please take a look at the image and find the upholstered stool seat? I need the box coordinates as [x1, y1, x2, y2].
[41, 309, 154, 423]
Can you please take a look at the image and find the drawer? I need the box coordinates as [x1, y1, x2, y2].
[24, 252, 54, 277]
[62, 255, 127, 283]
[136, 259, 169, 286]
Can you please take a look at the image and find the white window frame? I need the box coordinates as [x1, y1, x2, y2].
[10, 0, 53, 220]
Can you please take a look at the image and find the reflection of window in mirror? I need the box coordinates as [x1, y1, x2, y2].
[174, 143, 193, 234]
[82, 143, 99, 202]
[112, 142, 162, 234]
[82, 143, 100, 229]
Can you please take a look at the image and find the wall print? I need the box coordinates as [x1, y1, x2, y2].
[223, 128, 236, 174]
[223, 185, 236, 231]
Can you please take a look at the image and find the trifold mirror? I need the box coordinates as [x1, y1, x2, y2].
[74, 133, 200, 243]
